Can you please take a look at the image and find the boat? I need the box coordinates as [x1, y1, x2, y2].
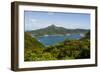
[80, 34, 84, 37]
[66, 34, 71, 36]
[44, 35, 49, 37]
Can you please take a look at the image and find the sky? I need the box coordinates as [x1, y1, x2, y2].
[24, 11, 90, 31]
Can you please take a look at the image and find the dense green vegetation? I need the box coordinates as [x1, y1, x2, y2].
[24, 32, 90, 61]
[27, 24, 89, 37]
[24, 32, 56, 61]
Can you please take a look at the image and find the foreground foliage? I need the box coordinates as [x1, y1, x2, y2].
[24, 32, 90, 61]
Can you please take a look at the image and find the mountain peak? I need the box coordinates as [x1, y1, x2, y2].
[49, 24, 56, 27]
[47, 24, 58, 29]
[29, 24, 89, 37]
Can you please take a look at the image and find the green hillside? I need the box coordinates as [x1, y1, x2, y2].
[25, 32, 45, 49]
[82, 31, 90, 39]
[24, 32, 56, 61]
[28, 24, 89, 37]
[24, 32, 45, 61]
[24, 31, 90, 61]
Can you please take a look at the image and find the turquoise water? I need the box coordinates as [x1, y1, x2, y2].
[36, 34, 82, 46]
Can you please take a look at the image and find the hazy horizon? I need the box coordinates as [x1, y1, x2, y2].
[24, 11, 90, 31]
[25, 24, 90, 32]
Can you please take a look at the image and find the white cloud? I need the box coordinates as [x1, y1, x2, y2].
[30, 19, 37, 23]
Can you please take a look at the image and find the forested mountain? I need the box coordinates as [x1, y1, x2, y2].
[27, 24, 89, 37]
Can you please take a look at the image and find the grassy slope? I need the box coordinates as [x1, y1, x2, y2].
[25, 32, 45, 50]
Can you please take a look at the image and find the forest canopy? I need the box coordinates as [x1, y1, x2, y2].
[24, 31, 90, 61]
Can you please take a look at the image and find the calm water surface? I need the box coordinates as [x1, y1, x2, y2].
[35, 34, 82, 46]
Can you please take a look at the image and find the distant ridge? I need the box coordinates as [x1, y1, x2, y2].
[27, 24, 89, 37]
